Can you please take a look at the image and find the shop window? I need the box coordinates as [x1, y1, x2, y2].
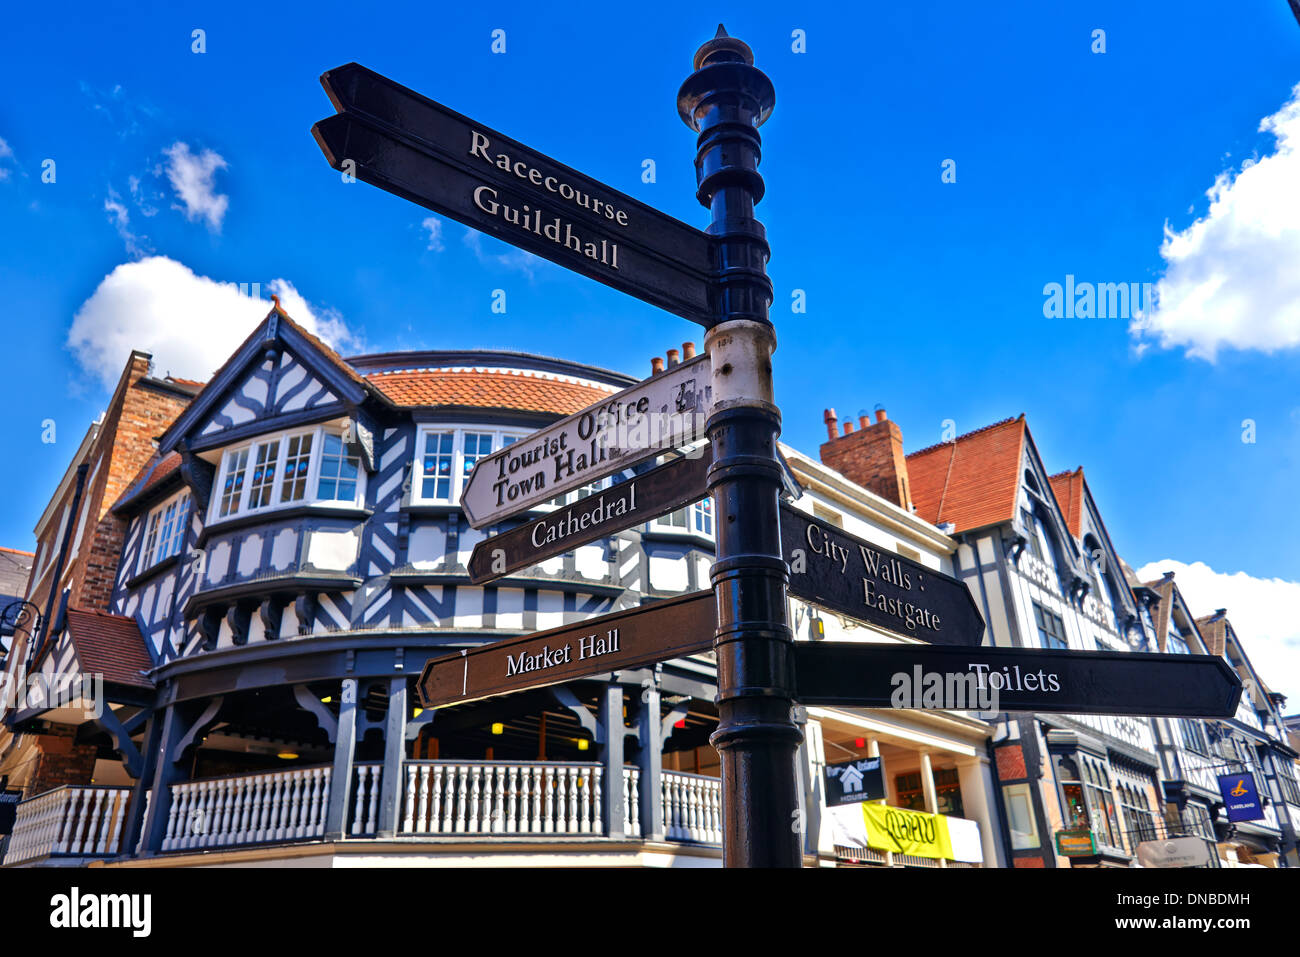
[894, 768, 964, 816]
[1002, 783, 1040, 850]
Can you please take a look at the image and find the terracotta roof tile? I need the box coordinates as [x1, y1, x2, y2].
[364, 368, 616, 416]
[905, 416, 1026, 532]
[1048, 468, 1085, 537]
[1194, 613, 1228, 658]
[64, 608, 154, 689]
[112, 450, 183, 513]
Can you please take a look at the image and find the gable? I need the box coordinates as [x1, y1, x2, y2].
[198, 348, 341, 439]
[159, 304, 376, 456]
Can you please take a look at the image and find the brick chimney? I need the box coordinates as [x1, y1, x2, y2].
[819, 404, 913, 510]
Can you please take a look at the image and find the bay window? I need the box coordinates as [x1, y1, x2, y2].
[210, 425, 365, 523]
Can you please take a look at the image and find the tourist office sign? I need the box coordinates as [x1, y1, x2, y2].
[312, 63, 715, 325]
[458, 351, 711, 528]
[781, 503, 985, 647]
[417, 590, 715, 709]
[467, 453, 711, 584]
[793, 643, 1243, 718]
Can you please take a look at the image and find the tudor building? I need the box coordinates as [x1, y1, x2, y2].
[1, 302, 1008, 868]
[904, 418, 1170, 867]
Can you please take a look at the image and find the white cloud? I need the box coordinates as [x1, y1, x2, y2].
[0, 136, 12, 159]
[163, 142, 229, 232]
[104, 188, 150, 258]
[1131, 84, 1300, 361]
[421, 217, 446, 252]
[67, 256, 361, 389]
[462, 228, 539, 277]
[1136, 559, 1300, 706]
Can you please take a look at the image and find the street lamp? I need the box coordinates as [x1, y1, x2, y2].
[0, 600, 44, 672]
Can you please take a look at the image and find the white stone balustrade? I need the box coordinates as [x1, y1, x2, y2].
[161, 765, 331, 852]
[401, 761, 603, 836]
[661, 770, 722, 844]
[2, 786, 131, 865]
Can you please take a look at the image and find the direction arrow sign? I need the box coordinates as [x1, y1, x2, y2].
[467, 453, 711, 585]
[418, 590, 715, 709]
[793, 643, 1243, 718]
[781, 503, 985, 647]
[460, 352, 712, 528]
[312, 63, 715, 325]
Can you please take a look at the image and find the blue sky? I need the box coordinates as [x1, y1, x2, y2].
[2, 3, 1299, 688]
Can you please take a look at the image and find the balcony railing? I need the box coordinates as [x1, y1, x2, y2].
[400, 761, 604, 836]
[662, 770, 722, 844]
[161, 765, 332, 852]
[8, 760, 725, 861]
[2, 786, 131, 865]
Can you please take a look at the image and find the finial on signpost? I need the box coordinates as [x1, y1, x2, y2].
[692, 24, 755, 69]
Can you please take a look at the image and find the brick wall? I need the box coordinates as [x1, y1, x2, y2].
[25, 353, 192, 617]
[818, 409, 913, 511]
[27, 728, 99, 793]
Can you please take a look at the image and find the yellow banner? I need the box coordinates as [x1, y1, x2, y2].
[861, 803, 954, 859]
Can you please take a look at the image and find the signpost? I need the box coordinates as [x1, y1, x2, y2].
[456, 351, 712, 528]
[312, 62, 715, 325]
[315, 26, 1243, 869]
[793, 643, 1242, 717]
[418, 590, 714, 709]
[467, 453, 710, 584]
[781, 503, 985, 647]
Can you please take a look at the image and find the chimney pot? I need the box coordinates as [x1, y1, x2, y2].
[823, 408, 838, 442]
[858, 413, 870, 430]
[843, 422, 854, 435]
[875, 404, 887, 423]
[666, 348, 680, 367]
[651, 356, 664, 374]
[682, 342, 696, 359]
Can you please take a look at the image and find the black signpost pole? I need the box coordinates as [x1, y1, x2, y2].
[679, 27, 801, 867]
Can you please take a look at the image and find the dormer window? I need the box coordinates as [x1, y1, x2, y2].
[210, 424, 365, 524]
[140, 490, 191, 572]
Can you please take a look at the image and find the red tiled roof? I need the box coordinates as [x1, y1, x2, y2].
[112, 450, 183, 513]
[905, 416, 1026, 532]
[0, 546, 35, 557]
[1049, 468, 1085, 537]
[64, 608, 154, 689]
[365, 368, 616, 415]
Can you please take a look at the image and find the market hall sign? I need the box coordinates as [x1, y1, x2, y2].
[312, 63, 715, 326]
[467, 453, 711, 584]
[781, 503, 985, 647]
[417, 590, 715, 709]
